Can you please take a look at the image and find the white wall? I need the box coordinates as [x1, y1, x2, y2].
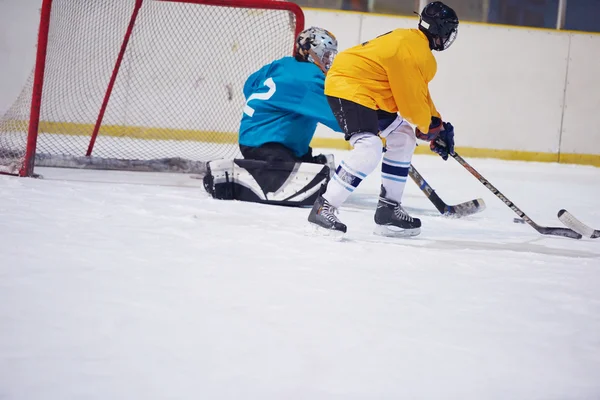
[1, 1, 599, 157]
[560, 33, 600, 155]
[306, 9, 600, 156]
[0, 0, 40, 114]
[427, 24, 569, 153]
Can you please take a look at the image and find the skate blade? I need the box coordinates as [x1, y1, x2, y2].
[373, 224, 420, 238]
[305, 223, 346, 241]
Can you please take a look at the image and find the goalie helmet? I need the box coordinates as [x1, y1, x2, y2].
[417, 1, 459, 51]
[295, 27, 338, 71]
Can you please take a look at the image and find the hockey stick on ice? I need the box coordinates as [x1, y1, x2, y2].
[408, 164, 485, 217]
[557, 209, 600, 239]
[450, 152, 582, 239]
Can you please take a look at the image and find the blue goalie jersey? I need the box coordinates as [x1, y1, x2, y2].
[238, 56, 342, 158]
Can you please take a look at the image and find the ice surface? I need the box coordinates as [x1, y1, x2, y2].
[1, 151, 599, 400]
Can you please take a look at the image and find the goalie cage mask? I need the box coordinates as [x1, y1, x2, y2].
[417, 1, 459, 51]
[295, 27, 339, 71]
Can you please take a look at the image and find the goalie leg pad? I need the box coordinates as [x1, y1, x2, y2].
[203, 159, 330, 207]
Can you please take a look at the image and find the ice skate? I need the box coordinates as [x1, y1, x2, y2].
[308, 195, 347, 238]
[374, 186, 421, 237]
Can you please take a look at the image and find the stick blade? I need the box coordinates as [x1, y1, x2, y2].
[558, 209, 600, 239]
[444, 198, 486, 218]
[537, 226, 582, 240]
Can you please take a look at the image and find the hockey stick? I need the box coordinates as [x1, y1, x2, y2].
[450, 152, 582, 239]
[408, 164, 485, 217]
[557, 209, 600, 239]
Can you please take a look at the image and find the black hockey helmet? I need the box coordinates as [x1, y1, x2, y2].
[417, 1, 459, 51]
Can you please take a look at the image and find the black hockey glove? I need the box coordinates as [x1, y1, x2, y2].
[312, 154, 329, 164]
[300, 147, 315, 162]
[300, 148, 326, 164]
[430, 122, 455, 161]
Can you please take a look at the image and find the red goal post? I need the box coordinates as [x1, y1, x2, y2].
[0, 0, 304, 177]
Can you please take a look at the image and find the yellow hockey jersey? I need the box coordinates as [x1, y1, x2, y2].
[324, 29, 440, 133]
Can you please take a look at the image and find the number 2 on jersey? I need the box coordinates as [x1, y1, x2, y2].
[243, 77, 276, 117]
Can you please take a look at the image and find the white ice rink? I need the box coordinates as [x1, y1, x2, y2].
[1, 150, 599, 400]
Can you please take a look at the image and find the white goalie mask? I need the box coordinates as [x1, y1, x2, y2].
[295, 27, 338, 71]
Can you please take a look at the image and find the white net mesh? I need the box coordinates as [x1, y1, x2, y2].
[0, 0, 301, 175]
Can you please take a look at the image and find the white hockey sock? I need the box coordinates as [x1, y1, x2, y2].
[323, 133, 383, 208]
[380, 119, 416, 204]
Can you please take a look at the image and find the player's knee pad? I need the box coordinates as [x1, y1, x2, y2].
[347, 132, 383, 173]
[326, 133, 381, 201]
[379, 115, 405, 139]
[385, 121, 416, 159]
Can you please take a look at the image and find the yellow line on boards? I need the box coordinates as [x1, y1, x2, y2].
[312, 137, 600, 167]
[416, 147, 600, 167]
[559, 153, 600, 167]
[2, 120, 598, 167]
[414, 145, 600, 167]
[36, 121, 240, 144]
[311, 137, 352, 150]
[413, 146, 559, 163]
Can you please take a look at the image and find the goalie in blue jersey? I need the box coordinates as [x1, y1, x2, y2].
[204, 27, 343, 206]
[238, 27, 341, 164]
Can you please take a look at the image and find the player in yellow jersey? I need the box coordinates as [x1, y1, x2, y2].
[308, 1, 459, 237]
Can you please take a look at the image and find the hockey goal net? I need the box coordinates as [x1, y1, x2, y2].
[0, 0, 304, 176]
